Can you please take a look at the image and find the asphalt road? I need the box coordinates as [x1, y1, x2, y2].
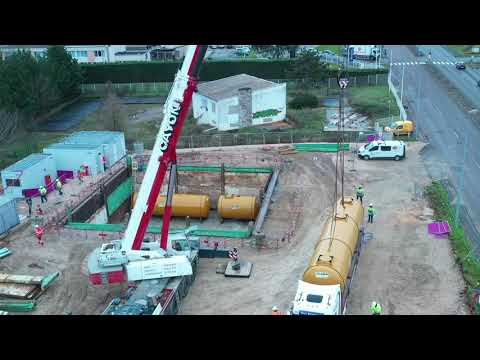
[387, 45, 480, 253]
[417, 45, 480, 110]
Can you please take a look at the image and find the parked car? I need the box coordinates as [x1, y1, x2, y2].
[358, 140, 406, 161]
[456, 62, 466, 70]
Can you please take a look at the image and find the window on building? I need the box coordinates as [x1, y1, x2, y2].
[94, 50, 104, 57]
[211, 102, 216, 113]
[201, 98, 207, 110]
[6, 178, 20, 187]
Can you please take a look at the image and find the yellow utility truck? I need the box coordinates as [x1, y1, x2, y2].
[384, 120, 414, 136]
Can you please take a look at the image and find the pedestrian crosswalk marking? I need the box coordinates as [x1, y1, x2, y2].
[390, 61, 455, 67]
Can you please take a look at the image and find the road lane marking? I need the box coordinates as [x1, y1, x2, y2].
[419, 61, 426, 65]
[453, 130, 460, 141]
[473, 158, 480, 169]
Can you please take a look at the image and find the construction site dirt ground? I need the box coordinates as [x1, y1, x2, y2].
[179, 142, 468, 315]
[0, 143, 469, 315]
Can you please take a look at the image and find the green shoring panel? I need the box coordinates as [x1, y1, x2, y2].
[65, 222, 252, 238]
[106, 177, 133, 215]
[294, 143, 350, 152]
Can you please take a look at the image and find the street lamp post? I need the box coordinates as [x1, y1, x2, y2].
[400, 63, 405, 105]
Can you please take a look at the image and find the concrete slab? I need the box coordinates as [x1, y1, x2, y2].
[224, 260, 252, 278]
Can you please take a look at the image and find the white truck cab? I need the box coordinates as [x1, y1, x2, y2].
[291, 281, 343, 315]
[358, 140, 405, 161]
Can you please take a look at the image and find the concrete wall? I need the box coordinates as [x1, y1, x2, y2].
[1, 155, 57, 198]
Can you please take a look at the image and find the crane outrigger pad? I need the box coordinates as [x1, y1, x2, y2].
[224, 260, 253, 278]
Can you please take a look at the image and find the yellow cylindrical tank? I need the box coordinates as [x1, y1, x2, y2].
[217, 194, 259, 221]
[132, 193, 210, 219]
[302, 197, 364, 291]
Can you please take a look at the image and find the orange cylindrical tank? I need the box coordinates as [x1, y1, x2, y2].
[217, 194, 259, 221]
[132, 193, 210, 219]
[302, 197, 364, 291]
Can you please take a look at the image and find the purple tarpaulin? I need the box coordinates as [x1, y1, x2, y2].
[428, 221, 451, 236]
[57, 170, 74, 180]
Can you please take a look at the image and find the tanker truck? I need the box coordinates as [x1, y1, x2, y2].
[290, 196, 364, 315]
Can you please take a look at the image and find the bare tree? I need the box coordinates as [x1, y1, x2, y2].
[97, 82, 128, 132]
[0, 110, 22, 143]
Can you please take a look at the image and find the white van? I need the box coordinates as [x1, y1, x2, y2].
[358, 140, 406, 161]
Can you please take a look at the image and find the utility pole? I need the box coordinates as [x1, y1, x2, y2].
[455, 134, 468, 226]
[400, 63, 405, 104]
[415, 68, 422, 139]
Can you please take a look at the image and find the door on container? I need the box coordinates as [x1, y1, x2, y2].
[44, 175, 52, 189]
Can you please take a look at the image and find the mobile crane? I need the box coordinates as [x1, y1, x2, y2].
[87, 45, 208, 314]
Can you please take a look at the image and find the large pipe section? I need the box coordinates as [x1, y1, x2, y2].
[132, 193, 210, 220]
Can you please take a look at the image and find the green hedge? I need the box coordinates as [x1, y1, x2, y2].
[80, 60, 388, 84]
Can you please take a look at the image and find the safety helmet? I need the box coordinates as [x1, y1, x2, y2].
[371, 301, 377, 307]
[369, 203, 373, 207]
[272, 306, 278, 312]
[35, 225, 39, 228]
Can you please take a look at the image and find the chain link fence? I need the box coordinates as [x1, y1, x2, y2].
[80, 74, 389, 97]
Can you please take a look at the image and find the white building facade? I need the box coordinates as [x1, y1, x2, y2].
[0, 45, 186, 63]
[192, 74, 286, 131]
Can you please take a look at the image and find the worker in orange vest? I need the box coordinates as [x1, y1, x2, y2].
[272, 306, 283, 315]
[34, 225, 44, 246]
[36, 204, 44, 216]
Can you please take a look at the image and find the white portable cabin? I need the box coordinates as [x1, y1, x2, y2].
[43, 131, 127, 179]
[0, 153, 57, 199]
[61, 131, 126, 167]
[0, 195, 20, 236]
[43, 143, 104, 178]
[192, 74, 287, 131]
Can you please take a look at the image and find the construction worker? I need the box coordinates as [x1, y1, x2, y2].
[36, 204, 44, 216]
[39, 185, 47, 203]
[78, 170, 83, 184]
[34, 225, 44, 246]
[356, 185, 365, 204]
[272, 306, 282, 315]
[102, 154, 108, 171]
[55, 178, 63, 196]
[367, 204, 375, 224]
[25, 197, 32, 217]
[370, 301, 382, 315]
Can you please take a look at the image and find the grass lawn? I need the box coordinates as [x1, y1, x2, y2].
[347, 86, 400, 119]
[447, 45, 480, 56]
[315, 45, 343, 55]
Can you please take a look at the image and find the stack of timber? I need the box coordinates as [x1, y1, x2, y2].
[277, 145, 298, 155]
[0, 272, 60, 301]
[0, 248, 11, 259]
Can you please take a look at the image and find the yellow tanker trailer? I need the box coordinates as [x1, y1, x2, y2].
[291, 196, 364, 315]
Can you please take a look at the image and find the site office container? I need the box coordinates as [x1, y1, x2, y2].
[61, 131, 126, 167]
[43, 144, 105, 178]
[0, 195, 20, 235]
[0, 154, 57, 198]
